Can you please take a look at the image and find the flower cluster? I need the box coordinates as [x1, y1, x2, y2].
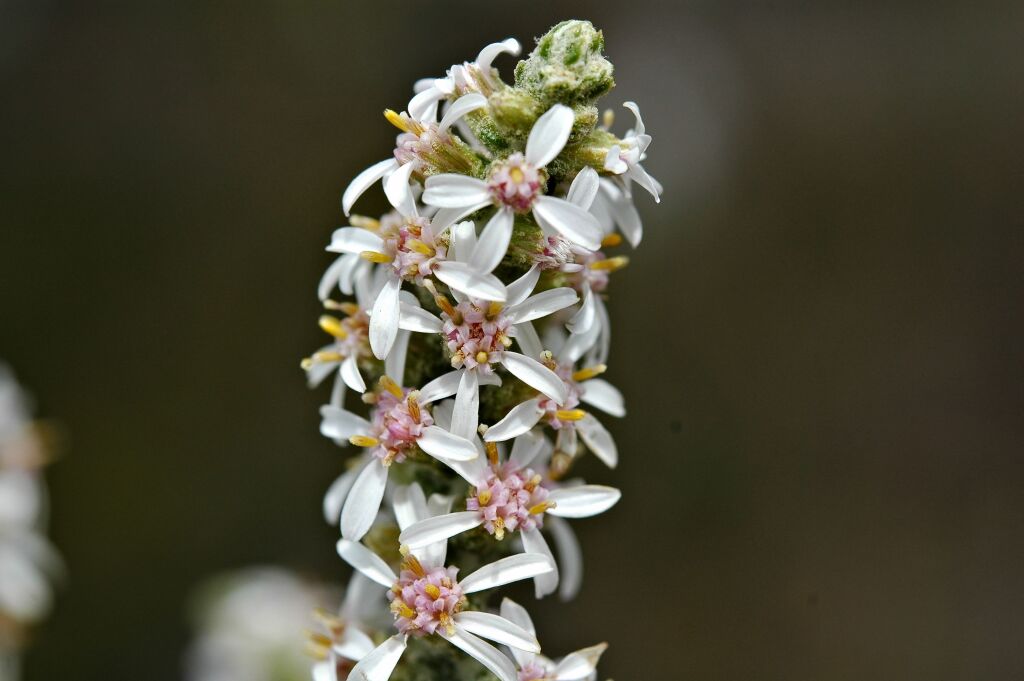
[303, 20, 659, 681]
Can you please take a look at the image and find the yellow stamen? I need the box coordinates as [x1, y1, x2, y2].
[493, 517, 506, 541]
[602, 108, 615, 129]
[405, 239, 435, 256]
[589, 255, 629, 271]
[549, 451, 572, 479]
[312, 608, 345, 634]
[485, 441, 500, 467]
[384, 109, 410, 132]
[529, 501, 556, 515]
[338, 302, 360, 316]
[486, 301, 504, 319]
[477, 489, 492, 505]
[424, 584, 441, 600]
[319, 315, 348, 339]
[572, 364, 607, 382]
[349, 435, 379, 447]
[350, 215, 380, 230]
[600, 233, 622, 248]
[407, 393, 421, 422]
[390, 599, 416, 619]
[304, 636, 330, 660]
[378, 375, 404, 399]
[475, 351, 489, 364]
[523, 473, 543, 492]
[360, 250, 394, 264]
[438, 611, 456, 636]
[555, 409, 586, 422]
[499, 333, 513, 348]
[402, 553, 426, 577]
[509, 167, 524, 183]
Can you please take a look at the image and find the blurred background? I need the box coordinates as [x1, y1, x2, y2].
[1, 1, 1022, 679]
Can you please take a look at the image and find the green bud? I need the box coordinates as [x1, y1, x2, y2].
[514, 20, 615, 105]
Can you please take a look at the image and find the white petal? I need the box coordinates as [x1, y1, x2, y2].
[336, 539, 397, 586]
[580, 378, 624, 417]
[566, 167, 599, 210]
[340, 460, 389, 541]
[521, 527, 558, 598]
[324, 466, 360, 525]
[548, 516, 583, 601]
[506, 287, 578, 324]
[506, 266, 539, 306]
[499, 597, 536, 636]
[547, 485, 621, 518]
[509, 430, 546, 469]
[313, 660, 336, 681]
[343, 158, 397, 215]
[525, 104, 574, 168]
[628, 163, 661, 202]
[399, 511, 482, 548]
[439, 93, 487, 132]
[340, 355, 366, 393]
[438, 446, 489, 486]
[384, 162, 418, 218]
[369, 275, 401, 359]
[576, 413, 617, 468]
[449, 220, 478, 263]
[386, 329, 410, 387]
[422, 175, 490, 208]
[500, 352, 568, 403]
[398, 302, 443, 333]
[328, 227, 386, 255]
[347, 635, 407, 681]
[319, 256, 349, 301]
[623, 101, 645, 135]
[451, 369, 480, 440]
[513, 322, 544, 359]
[469, 207, 513, 273]
[431, 201, 491, 232]
[434, 262, 507, 301]
[418, 370, 462, 405]
[566, 287, 596, 335]
[455, 611, 540, 652]
[417, 425, 479, 462]
[532, 196, 602, 251]
[554, 643, 608, 681]
[392, 483, 429, 531]
[460, 553, 555, 594]
[442, 627, 517, 681]
[319, 405, 371, 441]
[558, 323, 598, 364]
[408, 87, 444, 123]
[334, 626, 377, 661]
[602, 181, 643, 246]
[342, 571, 388, 623]
[484, 398, 543, 442]
[475, 38, 520, 70]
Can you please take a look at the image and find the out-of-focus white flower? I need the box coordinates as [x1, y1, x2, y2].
[602, 102, 661, 203]
[500, 598, 607, 681]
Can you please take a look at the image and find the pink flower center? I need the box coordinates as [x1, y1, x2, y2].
[381, 216, 447, 283]
[466, 464, 552, 539]
[518, 662, 551, 681]
[388, 556, 465, 637]
[369, 388, 433, 464]
[487, 153, 543, 213]
[441, 300, 513, 374]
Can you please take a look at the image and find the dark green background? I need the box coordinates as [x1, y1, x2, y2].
[1, 1, 1021, 679]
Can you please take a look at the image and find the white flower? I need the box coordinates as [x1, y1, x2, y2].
[423, 105, 603, 251]
[408, 38, 521, 122]
[602, 102, 661, 203]
[336, 523, 553, 681]
[397, 432, 619, 599]
[500, 598, 607, 681]
[310, 573, 387, 681]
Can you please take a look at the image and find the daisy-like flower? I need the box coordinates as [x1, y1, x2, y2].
[335, 533, 552, 681]
[422, 105, 603, 252]
[309, 572, 385, 681]
[409, 38, 522, 122]
[398, 432, 620, 599]
[601, 102, 662, 203]
[500, 598, 607, 681]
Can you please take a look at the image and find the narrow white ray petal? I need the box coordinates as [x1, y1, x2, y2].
[525, 104, 574, 168]
[340, 354, 366, 393]
[476, 38, 520, 70]
[384, 162, 418, 218]
[566, 287, 596, 335]
[451, 369, 480, 441]
[392, 483, 429, 531]
[418, 425, 479, 462]
[323, 466, 360, 525]
[628, 164, 661, 202]
[437, 446, 488, 486]
[434, 262, 507, 301]
[418, 370, 462, 405]
[469, 207, 513, 273]
[532, 196, 602, 251]
[422, 175, 490, 208]
[500, 352, 568, 403]
[553, 643, 608, 681]
[455, 611, 540, 652]
[431, 201, 491, 232]
[369, 275, 401, 360]
[347, 635, 407, 681]
[442, 627, 517, 681]
[399, 511, 482, 548]
[343, 158, 397, 215]
[312, 660, 335, 681]
[439, 93, 487, 132]
[329, 372, 347, 409]
[340, 571, 386, 622]
[398, 302, 443, 333]
[603, 145, 627, 174]
[521, 527, 559, 598]
[306, 350, 338, 388]
[460, 553, 555, 594]
[336, 539, 397, 586]
[513, 322, 544, 360]
[575, 413, 617, 468]
[386, 329, 410, 387]
[623, 101, 645, 135]
[340, 460, 389, 541]
[547, 485, 621, 518]
[566, 166, 599, 210]
[558, 324, 598, 364]
[318, 256, 348, 300]
[450, 220, 478, 263]
[603, 182, 643, 247]
[506, 265, 540, 306]
[506, 287, 578, 324]
[589, 294, 611, 365]
[579, 378, 624, 417]
[334, 626, 376, 661]
[499, 598, 536, 636]
[328, 227, 386, 255]
[547, 516, 583, 601]
[509, 430, 546, 468]
[319, 405, 371, 441]
[408, 85, 445, 121]
[483, 398, 543, 442]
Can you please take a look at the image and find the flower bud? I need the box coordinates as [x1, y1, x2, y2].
[514, 20, 615, 105]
